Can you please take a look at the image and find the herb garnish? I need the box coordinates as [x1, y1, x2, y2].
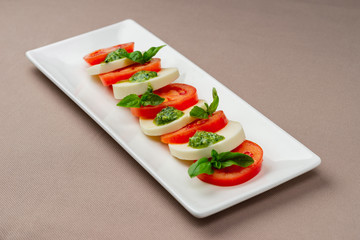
[117, 85, 164, 108]
[105, 45, 166, 64]
[188, 149, 254, 178]
[190, 88, 219, 119]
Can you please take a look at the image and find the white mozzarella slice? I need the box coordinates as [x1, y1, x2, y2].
[168, 121, 246, 160]
[112, 68, 179, 99]
[139, 100, 206, 136]
[87, 58, 135, 75]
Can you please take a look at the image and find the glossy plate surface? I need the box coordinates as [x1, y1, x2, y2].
[26, 19, 321, 218]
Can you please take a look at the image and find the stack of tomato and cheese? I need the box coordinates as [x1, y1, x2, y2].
[83, 42, 263, 187]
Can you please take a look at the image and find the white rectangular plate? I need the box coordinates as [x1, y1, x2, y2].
[26, 19, 321, 218]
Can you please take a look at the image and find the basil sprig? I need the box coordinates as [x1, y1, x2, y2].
[105, 45, 166, 64]
[190, 88, 219, 119]
[117, 86, 165, 108]
[188, 149, 254, 178]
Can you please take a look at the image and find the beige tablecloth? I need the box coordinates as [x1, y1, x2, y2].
[1, 0, 359, 239]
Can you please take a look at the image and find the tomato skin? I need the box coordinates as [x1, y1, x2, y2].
[83, 42, 134, 65]
[197, 140, 263, 187]
[160, 110, 228, 144]
[99, 58, 161, 86]
[130, 83, 198, 119]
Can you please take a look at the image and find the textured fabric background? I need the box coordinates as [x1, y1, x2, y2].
[1, 0, 359, 239]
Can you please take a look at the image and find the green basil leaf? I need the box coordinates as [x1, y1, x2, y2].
[190, 106, 209, 119]
[140, 92, 165, 106]
[212, 161, 222, 169]
[207, 88, 219, 115]
[117, 94, 141, 108]
[188, 158, 214, 178]
[116, 45, 166, 64]
[217, 151, 243, 161]
[204, 103, 209, 112]
[143, 45, 166, 63]
[128, 51, 144, 64]
[210, 149, 219, 161]
[220, 160, 238, 168]
[210, 150, 255, 169]
[220, 154, 254, 168]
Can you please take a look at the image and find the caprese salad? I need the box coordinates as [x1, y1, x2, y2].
[83, 42, 263, 187]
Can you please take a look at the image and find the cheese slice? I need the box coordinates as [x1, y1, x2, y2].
[139, 100, 206, 136]
[87, 58, 135, 75]
[112, 68, 179, 99]
[168, 121, 246, 160]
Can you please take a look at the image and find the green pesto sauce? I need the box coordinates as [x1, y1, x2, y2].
[154, 107, 184, 126]
[104, 48, 128, 63]
[129, 71, 157, 83]
[188, 131, 225, 149]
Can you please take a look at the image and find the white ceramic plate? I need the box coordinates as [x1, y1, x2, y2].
[26, 19, 321, 218]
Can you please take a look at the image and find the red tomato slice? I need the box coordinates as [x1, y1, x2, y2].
[130, 83, 198, 119]
[197, 140, 263, 186]
[99, 58, 161, 86]
[160, 110, 228, 144]
[83, 42, 134, 65]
